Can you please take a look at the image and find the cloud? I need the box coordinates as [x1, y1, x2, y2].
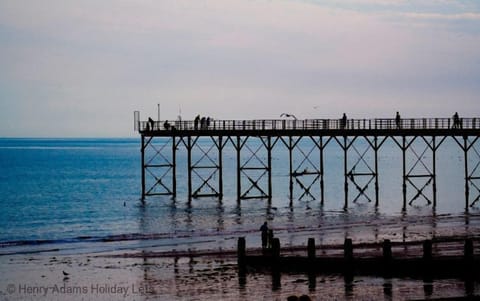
[0, 0, 479, 137]
[401, 12, 480, 21]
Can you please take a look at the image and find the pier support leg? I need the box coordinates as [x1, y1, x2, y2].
[288, 136, 293, 203]
[219, 136, 223, 200]
[432, 137, 437, 207]
[402, 136, 407, 211]
[187, 136, 192, 202]
[320, 137, 325, 205]
[267, 136, 272, 202]
[465, 136, 470, 211]
[172, 136, 176, 200]
[374, 136, 379, 207]
[344, 136, 348, 209]
[141, 135, 146, 202]
[236, 136, 241, 202]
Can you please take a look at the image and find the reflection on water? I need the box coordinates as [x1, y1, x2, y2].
[133, 250, 480, 300]
[129, 198, 480, 300]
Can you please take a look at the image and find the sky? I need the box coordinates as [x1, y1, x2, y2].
[0, 0, 479, 137]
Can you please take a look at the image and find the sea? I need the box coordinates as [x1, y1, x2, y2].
[1, 137, 479, 299]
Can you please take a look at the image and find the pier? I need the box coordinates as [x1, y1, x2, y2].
[134, 113, 480, 211]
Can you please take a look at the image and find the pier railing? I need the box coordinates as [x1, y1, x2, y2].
[138, 117, 479, 133]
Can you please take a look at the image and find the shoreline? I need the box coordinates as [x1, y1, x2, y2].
[2, 213, 480, 300]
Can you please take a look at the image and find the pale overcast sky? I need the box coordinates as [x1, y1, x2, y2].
[0, 0, 479, 137]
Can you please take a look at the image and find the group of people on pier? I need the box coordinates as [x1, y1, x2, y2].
[194, 115, 212, 130]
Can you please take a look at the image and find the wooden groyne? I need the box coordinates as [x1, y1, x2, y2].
[237, 237, 480, 279]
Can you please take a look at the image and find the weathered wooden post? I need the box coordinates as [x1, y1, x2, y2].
[272, 238, 281, 260]
[237, 237, 246, 267]
[382, 239, 393, 277]
[344, 238, 353, 261]
[422, 239, 433, 279]
[272, 238, 281, 290]
[308, 238, 316, 261]
[464, 238, 474, 262]
[343, 238, 354, 279]
[237, 237, 246, 287]
[464, 239, 475, 292]
[423, 240, 432, 261]
[383, 239, 392, 261]
[307, 238, 316, 290]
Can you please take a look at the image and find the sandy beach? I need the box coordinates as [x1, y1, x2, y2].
[2, 212, 479, 301]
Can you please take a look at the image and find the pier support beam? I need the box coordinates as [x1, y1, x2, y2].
[336, 136, 386, 208]
[141, 135, 177, 200]
[393, 136, 446, 210]
[233, 136, 278, 200]
[141, 135, 146, 201]
[453, 136, 480, 210]
[183, 136, 225, 200]
[281, 136, 331, 203]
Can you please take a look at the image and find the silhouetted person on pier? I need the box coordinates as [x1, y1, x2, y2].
[395, 111, 401, 129]
[340, 113, 347, 129]
[260, 222, 268, 250]
[148, 117, 154, 131]
[206, 117, 211, 129]
[194, 115, 200, 130]
[200, 117, 206, 129]
[453, 112, 460, 129]
[163, 120, 170, 130]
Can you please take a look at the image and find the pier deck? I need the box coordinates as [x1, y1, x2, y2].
[137, 117, 479, 137]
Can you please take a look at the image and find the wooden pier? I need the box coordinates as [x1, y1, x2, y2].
[134, 113, 480, 210]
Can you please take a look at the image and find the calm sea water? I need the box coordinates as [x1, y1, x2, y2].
[0, 137, 475, 255]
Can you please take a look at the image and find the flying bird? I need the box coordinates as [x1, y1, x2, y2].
[280, 113, 297, 120]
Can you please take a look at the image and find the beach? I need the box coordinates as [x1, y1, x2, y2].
[2, 211, 480, 300]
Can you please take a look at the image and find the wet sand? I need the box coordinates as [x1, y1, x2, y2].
[1, 212, 480, 300]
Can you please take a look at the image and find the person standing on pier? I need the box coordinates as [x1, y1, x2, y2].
[340, 113, 347, 129]
[453, 112, 460, 129]
[194, 115, 200, 130]
[148, 117, 154, 131]
[395, 112, 401, 129]
[260, 222, 269, 250]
